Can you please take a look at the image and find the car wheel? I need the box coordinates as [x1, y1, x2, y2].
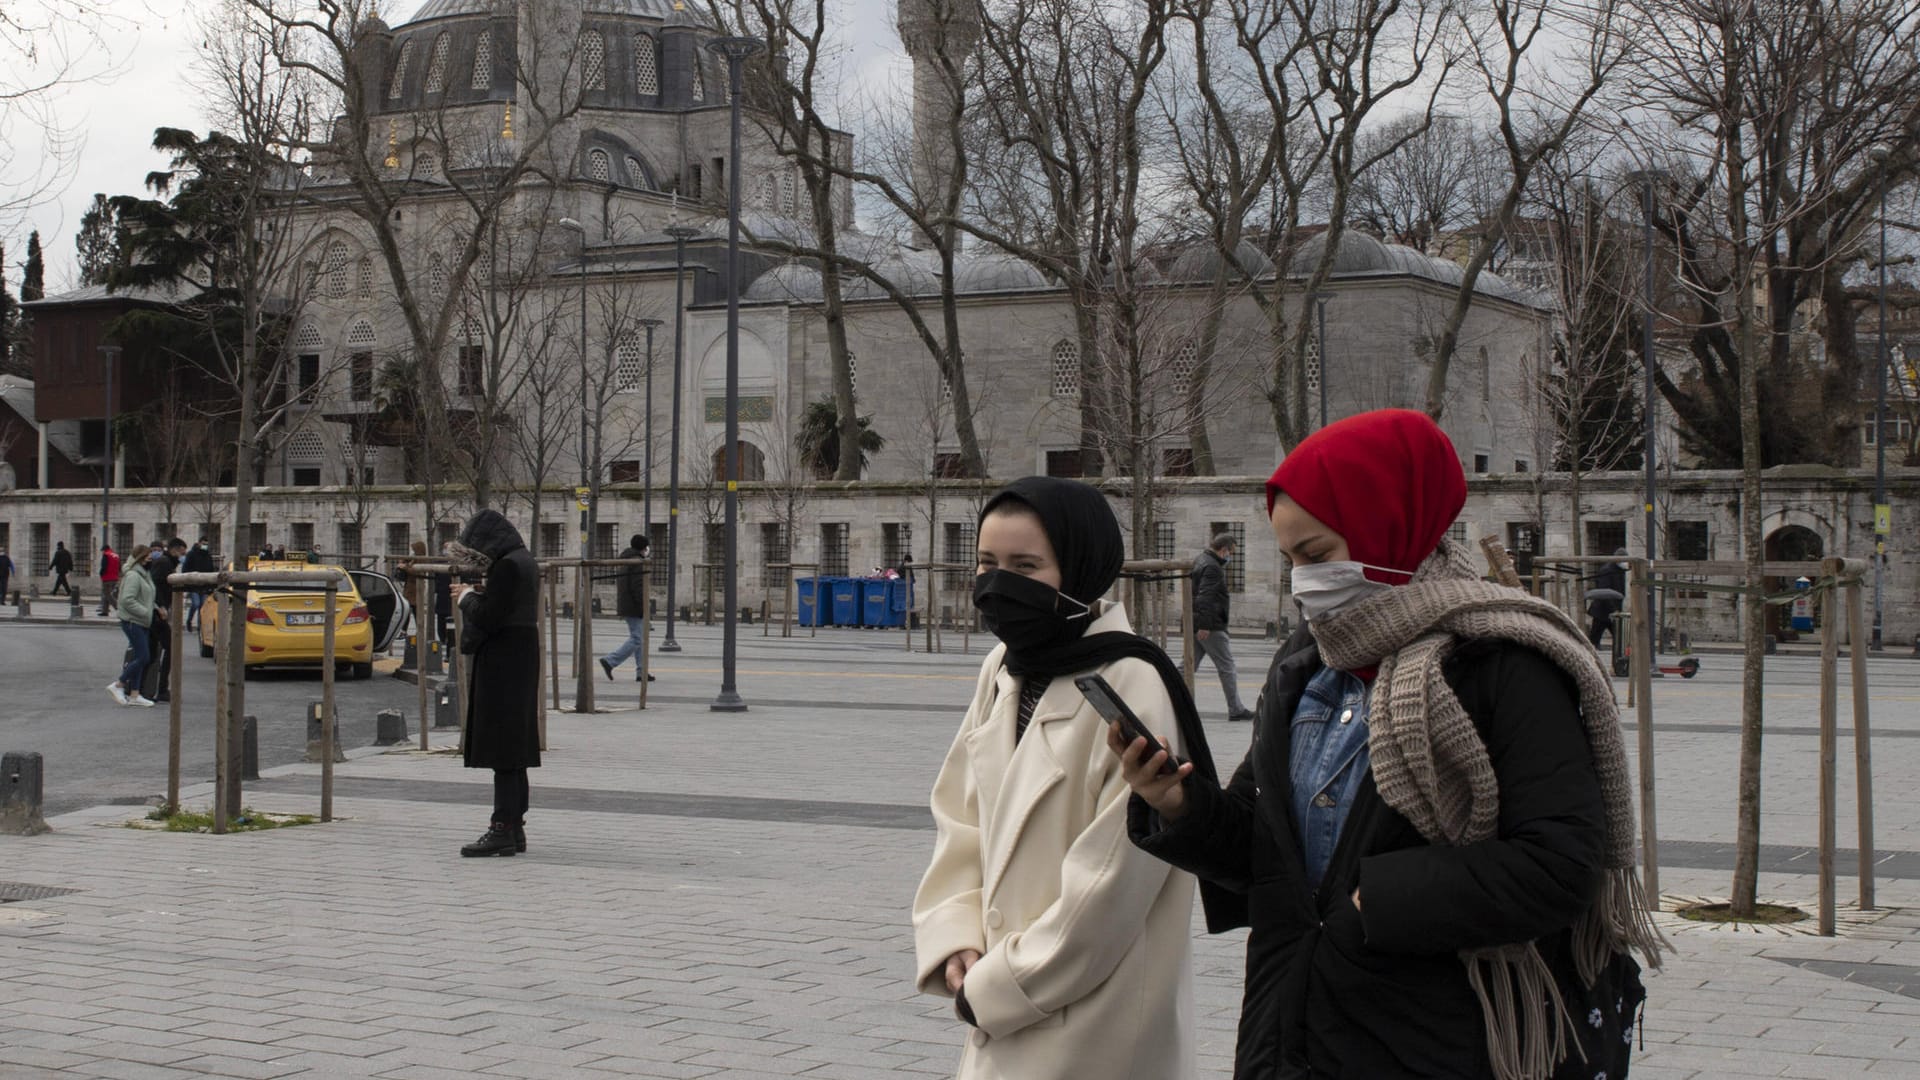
[199, 642, 214, 659]
[353, 662, 373, 681]
[243, 666, 259, 680]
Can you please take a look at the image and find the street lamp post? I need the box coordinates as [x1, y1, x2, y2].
[558, 216, 594, 713]
[99, 344, 119, 616]
[639, 317, 663, 541]
[1310, 292, 1333, 428]
[1872, 150, 1891, 650]
[1629, 169, 1666, 672]
[661, 223, 704, 653]
[707, 33, 764, 714]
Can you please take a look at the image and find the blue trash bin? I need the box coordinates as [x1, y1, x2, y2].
[795, 576, 825, 627]
[862, 579, 909, 628]
[828, 577, 861, 626]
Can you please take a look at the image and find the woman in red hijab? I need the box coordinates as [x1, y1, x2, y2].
[1109, 409, 1663, 1080]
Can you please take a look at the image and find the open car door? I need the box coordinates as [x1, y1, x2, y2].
[347, 570, 411, 653]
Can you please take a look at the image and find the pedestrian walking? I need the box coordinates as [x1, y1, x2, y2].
[145, 538, 186, 702]
[182, 537, 215, 632]
[49, 541, 72, 595]
[106, 547, 158, 707]
[447, 509, 541, 858]
[0, 545, 14, 602]
[99, 542, 121, 612]
[1113, 409, 1664, 1080]
[914, 477, 1229, 1080]
[1585, 548, 1629, 650]
[1191, 533, 1256, 722]
[599, 534, 655, 683]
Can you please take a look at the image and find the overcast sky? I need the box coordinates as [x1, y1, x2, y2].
[5, 0, 906, 295]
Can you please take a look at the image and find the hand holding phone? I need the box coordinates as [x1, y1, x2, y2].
[1076, 674, 1183, 777]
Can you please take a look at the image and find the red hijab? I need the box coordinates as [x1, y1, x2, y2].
[1265, 409, 1467, 585]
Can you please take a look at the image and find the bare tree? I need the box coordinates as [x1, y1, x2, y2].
[0, 0, 126, 225]
[1348, 114, 1492, 254]
[1420, 0, 1626, 421]
[1615, 0, 1920, 917]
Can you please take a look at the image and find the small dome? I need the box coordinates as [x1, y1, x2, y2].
[1168, 239, 1273, 283]
[951, 250, 1049, 294]
[1287, 230, 1540, 305]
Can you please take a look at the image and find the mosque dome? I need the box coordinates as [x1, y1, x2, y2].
[1285, 230, 1540, 305]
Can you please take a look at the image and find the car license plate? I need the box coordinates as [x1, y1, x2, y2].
[284, 613, 326, 625]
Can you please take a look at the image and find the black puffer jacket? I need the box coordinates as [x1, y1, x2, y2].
[1130, 630, 1643, 1079]
[457, 510, 541, 770]
[1192, 549, 1231, 632]
[615, 544, 648, 617]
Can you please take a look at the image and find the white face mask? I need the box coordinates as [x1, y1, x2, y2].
[1290, 560, 1413, 622]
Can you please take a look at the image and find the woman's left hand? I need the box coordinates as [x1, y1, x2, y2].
[1351, 888, 1362, 911]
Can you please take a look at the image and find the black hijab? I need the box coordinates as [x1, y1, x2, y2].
[977, 477, 1235, 932]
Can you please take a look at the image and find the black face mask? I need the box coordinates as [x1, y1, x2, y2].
[973, 569, 1092, 655]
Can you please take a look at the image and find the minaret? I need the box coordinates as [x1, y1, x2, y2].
[896, 0, 979, 237]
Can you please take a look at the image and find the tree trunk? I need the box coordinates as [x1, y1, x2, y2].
[223, 310, 257, 823]
[1727, 121, 1766, 920]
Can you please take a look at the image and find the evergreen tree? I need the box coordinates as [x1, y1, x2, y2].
[75, 195, 124, 286]
[0, 241, 13, 374]
[21, 232, 44, 302]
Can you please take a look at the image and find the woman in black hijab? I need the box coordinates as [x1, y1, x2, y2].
[911, 478, 1226, 1080]
[447, 509, 542, 857]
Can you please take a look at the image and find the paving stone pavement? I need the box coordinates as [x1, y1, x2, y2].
[3, 621, 1920, 1078]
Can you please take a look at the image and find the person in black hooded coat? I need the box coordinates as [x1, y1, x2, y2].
[449, 509, 541, 857]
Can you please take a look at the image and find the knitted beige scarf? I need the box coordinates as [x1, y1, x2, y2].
[1309, 540, 1667, 1080]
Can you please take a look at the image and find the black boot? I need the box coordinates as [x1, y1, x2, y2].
[513, 824, 527, 853]
[461, 823, 517, 857]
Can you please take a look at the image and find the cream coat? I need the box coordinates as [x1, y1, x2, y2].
[913, 602, 1198, 1080]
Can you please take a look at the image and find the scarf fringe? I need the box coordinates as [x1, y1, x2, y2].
[1464, 943, 1574, 1080]
[1575, 869, 1672, 985]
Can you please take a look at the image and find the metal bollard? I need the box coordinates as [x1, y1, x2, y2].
[242, 716, 260, 781]
[424, 637, 444, 676]
[374, 708, 407, 746]
[15, 594, 28, 619]
[401, 633, 419, 671]
[561, 601, 575, 619]
[68, 591, 83, 623]
[304, 702, 345, 763]
[0, 751, 51, 835]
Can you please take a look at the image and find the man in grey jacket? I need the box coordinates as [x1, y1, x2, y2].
[598, 535, 655, 682]
[1191, 534, 1255, 721]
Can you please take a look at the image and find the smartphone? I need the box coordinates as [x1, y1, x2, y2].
[1075, 673, 1183, 776]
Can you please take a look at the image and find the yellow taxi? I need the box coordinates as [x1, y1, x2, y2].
[197, 560, 412, 679]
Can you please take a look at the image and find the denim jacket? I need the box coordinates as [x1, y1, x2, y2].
[1287, 666, 1371, 890]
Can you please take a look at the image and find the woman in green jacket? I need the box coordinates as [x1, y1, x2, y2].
[108, 549, 158, 707]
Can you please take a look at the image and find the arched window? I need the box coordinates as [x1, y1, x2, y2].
[623, 155, 647, 189]
[690, 57, 706, 102]
[781, 171, 798, 214]
[293, 322, 325, 350]
[389, 39, 415, 98]
[711, 440, 766, 482]
[1051, 340, 1079, 398]
[758, 174, 779, 211]
[356, 256, 374, 299]
[588, 148, 611, 183]
[320, 240, 353, 299]
[614, 335, 643, 391]
[423, 33, 451, 94]
[345, 318, 377, 347]
[635, 33, 659, 95]
[472, 246, 493, 290]
[582, 29, 606, 91]
[1171, 340, 1196, 401]
[471, 30, 493, 90]
[428, 254, 448, 299]
[847, 350, 858, 398]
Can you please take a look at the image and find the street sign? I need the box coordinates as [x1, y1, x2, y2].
[1875, 503, 1891, 536]
[575, 486, 590, 511]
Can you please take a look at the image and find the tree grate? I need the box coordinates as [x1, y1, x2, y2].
[0, 883, 81, 903]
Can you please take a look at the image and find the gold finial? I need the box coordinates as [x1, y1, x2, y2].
[501, 102, 514, 139]
[368, 1, 379, 19]
[384, 119, 399, 169]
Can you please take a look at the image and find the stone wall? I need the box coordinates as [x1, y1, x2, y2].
[3, 464, 1913, 643]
